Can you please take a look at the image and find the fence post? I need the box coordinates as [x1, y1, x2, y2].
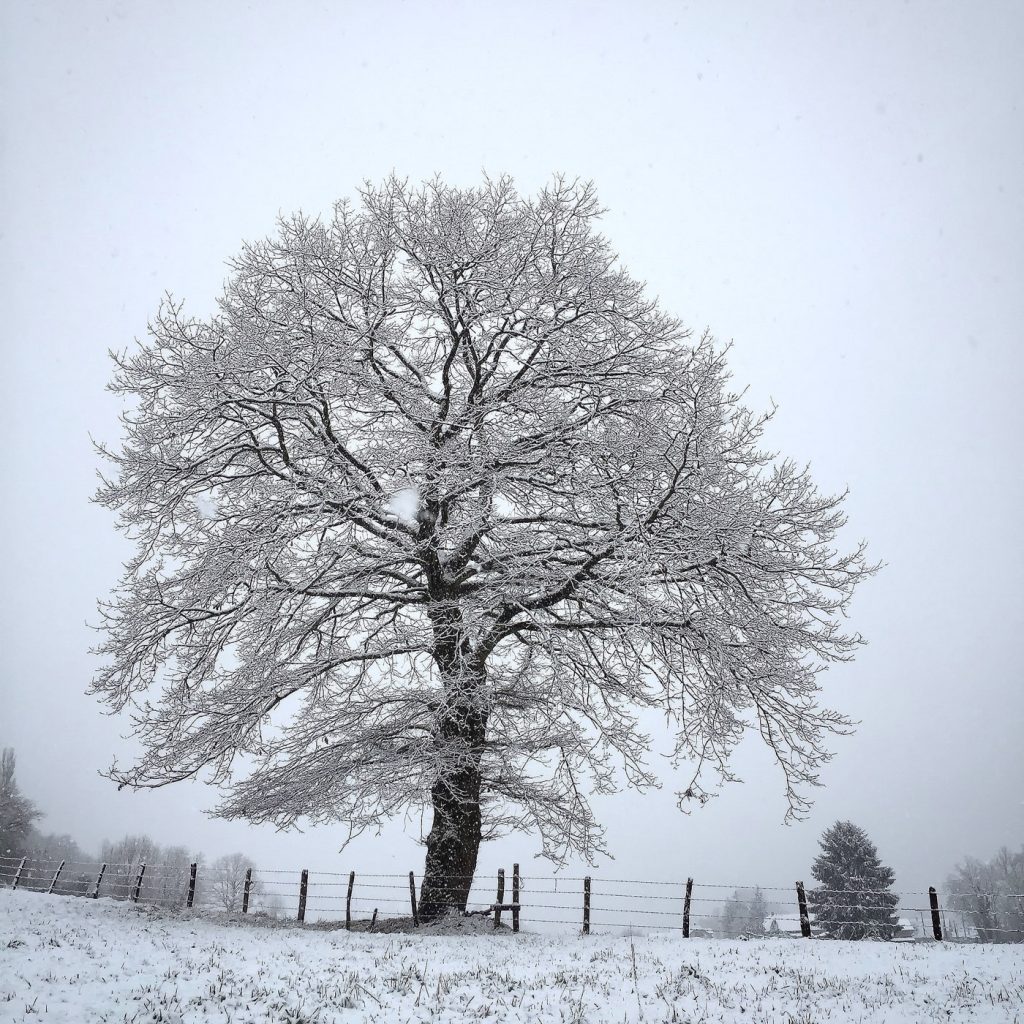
[796, 881, 811, 938]
[512, 863, 520, 933]
[346, 871, 355, 931]
[11, 857, 27, 890]
[298, 869, 308, 923]
[929, 887, 943, 941]
[370, 907, 378, 930]
[92, 862, 106, 899]
[187, 862, 197, 908]
[409, 871, 419, 927]
[242, 868, 252, 914]
[583, 876, 591, 935]
[683, 877, 693, 937]
[131, 863, 146, 903]
[48, 860, 65, 895]
[494, 868, 505, 929]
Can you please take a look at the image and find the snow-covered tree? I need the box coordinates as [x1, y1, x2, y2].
[0, 749, 42, 858]
[718, 887, 770, 937]
[947, 845, 1024, 943]
[101, 833, 161, 901]
[208, 852, 260, 912]
[97, 834, 202, 907]
[808, 820, 899, 939]
[18, 831, 89, 892]
[23, 830, 87, 865]
[94, 176, 876, 919]
[148, 844, 198, 909]
[719, 891, 749, 938]
[746, 886, 768, 936]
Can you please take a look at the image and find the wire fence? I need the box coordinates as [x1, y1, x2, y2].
[3, 853, 1022, 942]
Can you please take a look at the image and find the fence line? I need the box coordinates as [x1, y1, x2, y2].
[2, 855, 1021, 941]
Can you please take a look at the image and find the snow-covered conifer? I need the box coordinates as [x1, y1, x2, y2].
[808, 821, 899, 939]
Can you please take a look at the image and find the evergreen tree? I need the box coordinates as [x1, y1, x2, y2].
[746, 886, 768, 936]
[808, 820, 899, 939]
[719, 891, 748, 938]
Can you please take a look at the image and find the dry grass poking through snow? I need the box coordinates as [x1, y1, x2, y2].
[1, 889, 1022, 1023]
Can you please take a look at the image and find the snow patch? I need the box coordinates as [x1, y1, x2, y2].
[385, 486, 419, 525]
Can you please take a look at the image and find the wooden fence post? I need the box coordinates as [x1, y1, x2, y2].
[370, 907, 378, 930]
[494, 868, 506, 929]
[796, 881, 811, 938]
[346, 871, 355, 931]
[242, 868, 252, 914]
[131, 863, 146, 903]
[48, 860, 65, 895]
[512, 863, 520, 933]
[929, 887, 943, 941]
[298, 869, 308, 923]
[187, 862, 197, 908]
[683, 877, 693, 937]
[11, 857, 27, 890]
[409, 871, 419, 927]
[583, 876, 591, 935]
[92, 863, 106, 899]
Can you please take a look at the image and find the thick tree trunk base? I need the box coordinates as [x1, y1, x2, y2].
[417, 773, 483, 921]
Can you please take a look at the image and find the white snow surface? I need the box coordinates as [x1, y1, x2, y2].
[1, 889, 1021, 1023]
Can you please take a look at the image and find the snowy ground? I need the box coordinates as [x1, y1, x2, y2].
[1, 889, 1022, 1023]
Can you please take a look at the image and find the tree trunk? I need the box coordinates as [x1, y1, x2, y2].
[417, 667, 487, 921]
[417, 758, 484, 920]
[417, 541, 489, 921]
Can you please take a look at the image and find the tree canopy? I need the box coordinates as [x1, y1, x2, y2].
[94, 176, 875, 915]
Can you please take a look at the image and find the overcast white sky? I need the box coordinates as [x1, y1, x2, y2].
[1, 0, 1021, 899]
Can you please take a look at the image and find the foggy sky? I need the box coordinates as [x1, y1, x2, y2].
[1, 0, 1021, 896]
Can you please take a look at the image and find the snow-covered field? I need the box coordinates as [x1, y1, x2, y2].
[1, 889, 1021, 1023]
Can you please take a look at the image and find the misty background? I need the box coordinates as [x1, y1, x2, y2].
[1, 0, 1021, 896]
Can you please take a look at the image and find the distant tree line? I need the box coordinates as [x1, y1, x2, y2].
[0, 747, 273, 913]
[4, 746, 1021, 938]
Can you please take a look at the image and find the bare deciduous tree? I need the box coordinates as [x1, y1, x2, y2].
[94, 176, 875, 918]
[101, 833, 161, 901]
[0, 749, 42, 859]
[947, 846, 1024, 942]
[208, 852, 259, 912]
[150, 844, 197, 909]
